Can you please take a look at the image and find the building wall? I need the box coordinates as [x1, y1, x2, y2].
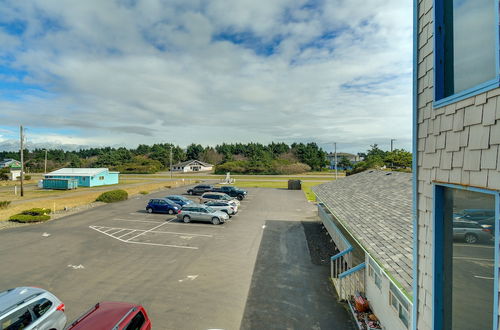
[365, 255, 411, 330]
[416, 0, 500, 328]
[89, 170, 119, 186]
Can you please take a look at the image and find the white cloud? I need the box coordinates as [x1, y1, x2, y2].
[0, 0, 412, 153]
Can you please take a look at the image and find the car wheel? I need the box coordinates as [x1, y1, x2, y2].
[146, 207, 153, 213]
[237, 195, 243, 201]
[212, 217, 220, 225]
[183, 215, 191, 223]
[464, 233, 478, 244]
[168, 209, 174, 215]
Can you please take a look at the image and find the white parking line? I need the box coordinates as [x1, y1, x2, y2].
[116, 230, 136, 239]
[113, 218, 166, 224]
[89, 226, 198, 250]
[126, 222, 170, 241]
[93, 226, 214, 237]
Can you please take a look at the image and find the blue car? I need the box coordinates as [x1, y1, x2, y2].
[146, 198, 181, 214]
[165, 195, 194, 207]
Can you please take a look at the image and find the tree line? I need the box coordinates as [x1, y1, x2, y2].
[0, 142, 329, 174]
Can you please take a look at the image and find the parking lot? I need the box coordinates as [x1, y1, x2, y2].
[0, 185, 354, 329]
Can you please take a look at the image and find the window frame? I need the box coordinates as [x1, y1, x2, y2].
[432, 183, 500, 330]
[389, 283, 410, 328]
[368, 257, 382, 290]
[433, 0, 500, 108]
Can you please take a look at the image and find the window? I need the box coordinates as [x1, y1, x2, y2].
[29, 298, 52, 318]
[434, 185, 497, 330]
[434, 0, 498, 105]
[389, 283, 410, 328]
[125, 311, 145, 330]
[99, 176, 104, 180]
[368, 257, 381, 289]
[0, 306, 33, 330]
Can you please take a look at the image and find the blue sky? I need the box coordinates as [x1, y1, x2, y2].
[0, 0, 412, 153]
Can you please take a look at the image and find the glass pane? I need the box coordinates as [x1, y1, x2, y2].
[444, 0, 496, 96]
[442, 188, 495, 330]
[30, 298, 52, 318]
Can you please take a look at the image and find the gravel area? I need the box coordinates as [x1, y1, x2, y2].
[302, 220, 340, 265]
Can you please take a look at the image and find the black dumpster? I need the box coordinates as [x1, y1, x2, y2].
[288, 179, 302, 190]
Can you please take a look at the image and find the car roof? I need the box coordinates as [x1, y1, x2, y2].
[0, 287, 47, 315]
[202, 192, 225, 196]
[166, 195, 185, 199]
[68, 301, 141, 329]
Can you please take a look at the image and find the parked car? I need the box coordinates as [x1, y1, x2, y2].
[453, 220, 493, 244]
[187, 184, 214, 196]
[199, 192, 240, 206]
[177, 204, 229, 225]
[204, 200, 238, 216]
[145, 198, 181, 214]
[66, 301, 151, 330]
[454, 209, 495, 222]
[0, 287, 66, 330]
[164, 195, 194, 207]
[211, 186, 247, 200]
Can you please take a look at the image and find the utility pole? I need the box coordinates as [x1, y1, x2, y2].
[334, 142, 338, 180]
[20, 125, 24, 197]
[391, 139, 396, 152]
[44, 149, 48, 173]
[169, 147, 173, 180]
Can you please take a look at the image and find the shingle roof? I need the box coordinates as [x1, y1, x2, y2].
[313, 170, 413, 293]
[46, 168, 109, 177]
[173, 160, 213, 167]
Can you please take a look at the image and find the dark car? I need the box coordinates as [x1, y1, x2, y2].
[187, 184, 214, 196]
[211, 186, 247, 200]
[67, 301, 151, 330]
[146, 198, 181, 214]
[165, 195, 194, 206]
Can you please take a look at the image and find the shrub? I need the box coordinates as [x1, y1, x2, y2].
[0, 201, 11, 209]
[96, 189, 128, 203]
[139, 191, 148, 195]
[21, 208, 51, 216]
[24, 175, 31, 180]
[9, 214, 50, 223]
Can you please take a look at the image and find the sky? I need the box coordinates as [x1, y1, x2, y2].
[0, 0, 413, 154]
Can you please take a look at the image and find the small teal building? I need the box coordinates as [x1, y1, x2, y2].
[43, 168, 119, 188]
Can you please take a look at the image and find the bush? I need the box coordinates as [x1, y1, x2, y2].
[0, 201, 11, 209]
[21, 208, 51, 216]
[24, 175, 31, 180]
[9, 214, 50, 223]
[139, 191, 148, 195]
[96, 189, 128, 203]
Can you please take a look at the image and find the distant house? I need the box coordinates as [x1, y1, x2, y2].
[172, 160, 213, 172]
[43, 168, 119, 188]
[313, 170, 412, 330]
[0, 158, 21, 169]
[326, 152, 362, 170]
[0, 158, 22, 181]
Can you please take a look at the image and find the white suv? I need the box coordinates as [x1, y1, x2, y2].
[0, 287, 67, 330]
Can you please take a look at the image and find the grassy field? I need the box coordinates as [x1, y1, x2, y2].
[0, 179, 195, 221]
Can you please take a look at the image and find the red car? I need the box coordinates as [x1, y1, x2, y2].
[67, 302, 151, 330]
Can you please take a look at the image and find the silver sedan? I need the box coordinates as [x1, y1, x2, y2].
[177, 204, 229, 225]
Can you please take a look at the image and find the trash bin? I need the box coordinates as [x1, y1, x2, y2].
[288, 180, 302, 190]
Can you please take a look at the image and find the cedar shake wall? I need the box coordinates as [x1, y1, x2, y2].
[416, 0, 500, 329]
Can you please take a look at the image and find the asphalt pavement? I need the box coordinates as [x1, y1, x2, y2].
[0, 185, 354, 329]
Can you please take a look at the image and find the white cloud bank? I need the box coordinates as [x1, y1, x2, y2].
[0, 0, 412, 153]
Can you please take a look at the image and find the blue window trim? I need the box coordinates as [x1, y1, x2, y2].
[432, 183, 500, 330]
[433, 0, 500, 109]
